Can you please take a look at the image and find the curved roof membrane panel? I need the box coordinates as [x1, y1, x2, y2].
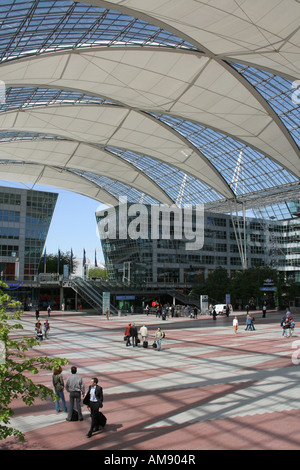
[0, 139, 173, 204]
[0, 162, 119, 205]
[0, 0, 298, 212]
[0, 104, 234, 198]
[1, 49, 298, 177]
[94, 0, 300, 78]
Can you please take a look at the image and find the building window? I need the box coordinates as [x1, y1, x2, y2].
[0, 245, 19, 257]
[0, 210, 20, 222]
[0, 193, 21, 205]
[0, 227, 19, 239]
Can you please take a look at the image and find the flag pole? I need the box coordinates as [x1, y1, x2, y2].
[43, 248, 46, 274]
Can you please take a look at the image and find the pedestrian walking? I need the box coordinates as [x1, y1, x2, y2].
[47, 305, 51, 317]
[245, 314, 254, 331]
[52, 366, 67, 413]
[156, 305, 162, 318]
[83, 377, 104, 438]
[225, 304, 230, 317]
[35, 320, 43, 340]
[35, 307, 39, 320]
[35, 325, 43, 341]
[249, 313, 256, 330]
[154, 327, 165, 351]
[262, 304, 267, 318]
[233, 316, 238, 334]
[285, 311, 294, 336]
[124, 323, 131, 346]
[130, 323, 138, 347]
[105, 308, 109, 320]
[65, 366, 85, 421]
[43, 319, 50, 339]
[281, 315, 291, 337]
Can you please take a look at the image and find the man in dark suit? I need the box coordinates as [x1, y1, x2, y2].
[129, 323, 138, 347]
[85, 378, 104, 438]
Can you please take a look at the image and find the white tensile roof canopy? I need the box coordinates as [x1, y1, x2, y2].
[0, 0, 299, 219]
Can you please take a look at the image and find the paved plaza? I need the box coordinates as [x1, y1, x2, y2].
[1, 309, 300, 451]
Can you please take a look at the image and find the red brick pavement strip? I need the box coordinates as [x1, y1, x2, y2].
[4, 386, 300, 451]
[1, 382, 255, 450]
[2, 310, 300, 450]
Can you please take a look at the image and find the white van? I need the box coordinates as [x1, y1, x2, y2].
[213, 304, 233, 315]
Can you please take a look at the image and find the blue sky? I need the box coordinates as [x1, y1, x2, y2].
[0, 181, 107, 264]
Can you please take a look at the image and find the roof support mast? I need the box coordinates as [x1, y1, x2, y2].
[230, 150, 247, 270]
[176, 174, 188, 208]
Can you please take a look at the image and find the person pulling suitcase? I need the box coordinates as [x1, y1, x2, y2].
[83, 377, 106, 438]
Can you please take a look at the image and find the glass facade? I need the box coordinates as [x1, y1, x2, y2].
[0, 187, 57, 281]
[97, 202, 300, 286]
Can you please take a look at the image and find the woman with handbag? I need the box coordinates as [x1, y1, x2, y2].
[52, 366, 67, 413]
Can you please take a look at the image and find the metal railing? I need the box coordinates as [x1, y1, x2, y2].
[66, 278, 118, 315]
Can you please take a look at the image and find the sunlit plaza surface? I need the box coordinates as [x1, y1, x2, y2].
[2, 309, 300, 451]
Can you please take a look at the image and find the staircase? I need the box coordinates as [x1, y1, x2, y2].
[167, 289, 200, 308]
[66, 278, 118, 315]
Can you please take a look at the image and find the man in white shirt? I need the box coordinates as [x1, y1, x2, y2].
[85, 378, 104, 438]
[139, 325, 148, 343]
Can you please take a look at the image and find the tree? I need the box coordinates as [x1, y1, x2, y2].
[230, 266, 282, 307]
[38, 250, 77, 275]
[190, 266, 231, 303]
[0, 282, 69, 441]
[278, 277, 299, 309]
[190, 265, 291, 308]
[88, 267, 107, 279]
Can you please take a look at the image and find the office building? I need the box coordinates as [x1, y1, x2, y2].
[0, 187, 57, 282]
[97, 202, 300, 285]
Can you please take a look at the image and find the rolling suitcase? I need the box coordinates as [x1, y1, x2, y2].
[143, 341, 148, 348]
[97, 411, 107, 427]
[71, 409, 79, 421]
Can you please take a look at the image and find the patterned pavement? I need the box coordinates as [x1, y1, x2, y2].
[1, 309, 300, 450]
